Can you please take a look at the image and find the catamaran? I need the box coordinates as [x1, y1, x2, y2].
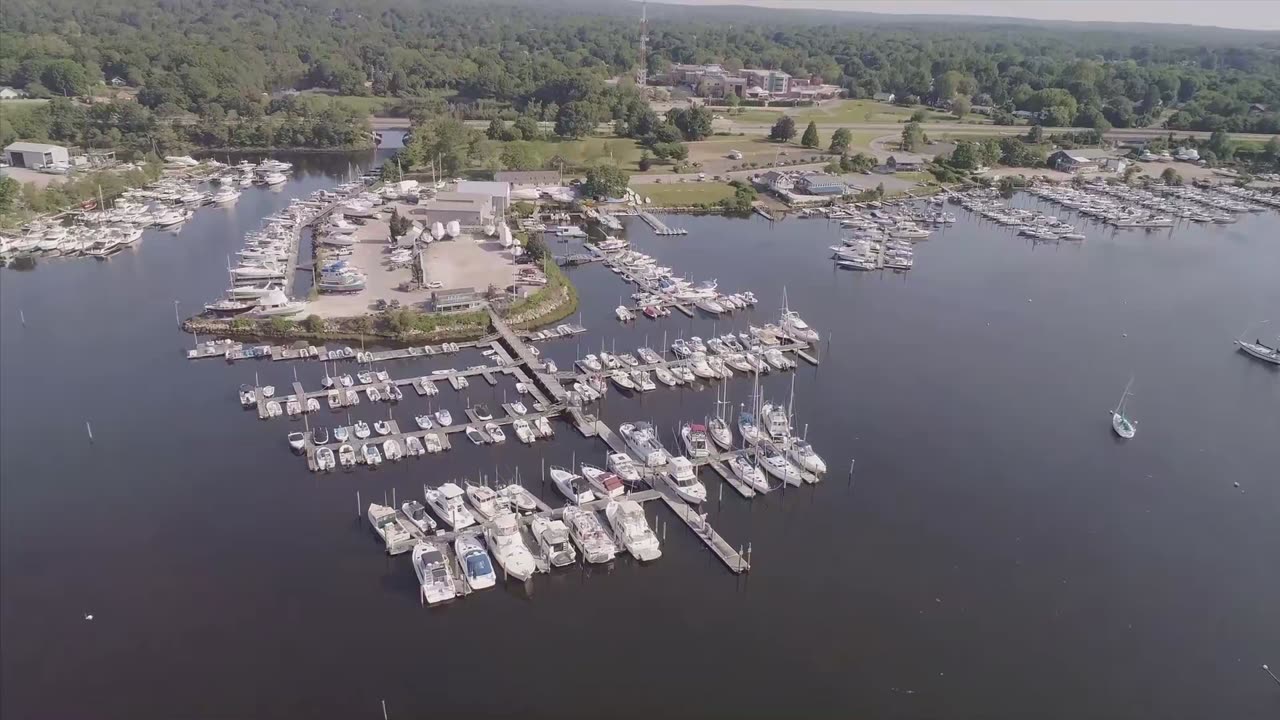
[1111, 378, 1137, 439]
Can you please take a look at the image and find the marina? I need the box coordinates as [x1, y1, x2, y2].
[7, 143, 1279, 720]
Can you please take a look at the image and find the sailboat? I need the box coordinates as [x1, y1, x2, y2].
[1111, 378, 1137, 439]
[1234, 321, 1280, 365]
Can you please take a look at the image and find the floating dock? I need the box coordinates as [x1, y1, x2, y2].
[637, 211, 688, 236]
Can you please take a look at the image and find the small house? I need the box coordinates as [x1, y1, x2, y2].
[420, 192, 493, 227]
[886, 155, 925, 172]
[109, 76, 127, 87]
[1047, 150, 1099, 173]
[0, 87, 28, 100]
[456, 180, 510, 216]
[431, 287, 482, 313]
[873, 92, 896, 103]
[1101, 157, 1128, 174]
[494, 170, 561, 188]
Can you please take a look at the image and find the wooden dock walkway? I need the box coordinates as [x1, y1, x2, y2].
[654, 483, 749, 573]
[636, 211, 688, 236]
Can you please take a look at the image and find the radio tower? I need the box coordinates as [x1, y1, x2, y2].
[637, 1, 649, 93]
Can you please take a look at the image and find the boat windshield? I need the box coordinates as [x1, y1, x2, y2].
[465, 553, 492, 576]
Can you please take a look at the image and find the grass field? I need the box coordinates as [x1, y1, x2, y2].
[482, 137, 646, 171]
[0, 98, 50, 108]
[635, 181, 737, 206]
[723, 99, 991, 127]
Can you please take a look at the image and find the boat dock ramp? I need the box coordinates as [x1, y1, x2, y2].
[637, 211, 688, 236]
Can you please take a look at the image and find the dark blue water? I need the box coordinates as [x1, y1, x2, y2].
[3, 160, 1278, 720]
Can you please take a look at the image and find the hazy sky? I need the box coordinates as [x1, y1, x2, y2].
[659, 0, 1280, 31]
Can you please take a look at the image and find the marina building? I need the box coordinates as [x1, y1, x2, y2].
[4, 142, 70, 169]
[1047, 150, 1100, 174]
[794, 174, 847, 196]
[456, 180, 510, 215]
[430, 287, 483, 312]
[495, 170, 561, 188]
[420, 192, 493, 227]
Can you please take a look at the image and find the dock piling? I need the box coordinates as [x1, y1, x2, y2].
[356, 491, 361, 517]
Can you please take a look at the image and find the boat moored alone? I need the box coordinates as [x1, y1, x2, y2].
[1111, 378, 1137, 439]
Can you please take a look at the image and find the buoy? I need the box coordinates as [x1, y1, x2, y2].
[84, 613, 94, 621]
[1122, 333, 1128, 337]
[1233, 481, 1240, 488]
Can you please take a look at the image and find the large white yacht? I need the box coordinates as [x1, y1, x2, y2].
[455, 536, 496, 591]
[425, 483, 476, 529]
[485, 513, 538, 581]
[412, 541, 458, 605]
[619, 422, 670, 467]
[605, 500, 662, 562]
[562, 506, 617, 564]
[663, 456, 706, 504]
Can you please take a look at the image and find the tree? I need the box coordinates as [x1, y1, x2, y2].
[1025, 124, 1045, 144]
[638, 151, 652, 171]
[949, 141, 979, 169]
[513, 114, 541, 141]
[829, 127, 852, 154]
[485, 118, 506, 140]
[582, 164, 630, 199]
[0, 176, 21, 215]
[1263, 136, 1280, 163]
[800, 121, 819, 148]
[651, 142, 688, 161]
[388, 208, 411, 238]
[666, 106, 713, 141]
[554, 101, 596, 139]
[1207, 129, 1234, 161]
[719, 182, 757, 214]
[769, 116, 796, 142]
[499, 142, 542, 170]
[40, 59, 93, 97]
[901, 121, 926, 152]
[952, 96, 971, 119]
[1160, 167, 1183, 185]
[303, 315, 325, 333]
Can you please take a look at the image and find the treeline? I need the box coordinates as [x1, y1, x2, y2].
[2, 0, 1278, 139]
[0, 96, 372, 157]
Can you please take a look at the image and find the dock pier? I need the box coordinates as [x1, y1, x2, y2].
[637, 211, 688, 236]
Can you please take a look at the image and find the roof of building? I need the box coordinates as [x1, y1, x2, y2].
[799, 173, 845, 185]
[1050, 150, 1094, 163]
[5, 142, 67, 154]
[421, 193, 491, 215]
[888, 154, 928, 164]
[456, 180, 510, 197]
[433, 287, 478, 301]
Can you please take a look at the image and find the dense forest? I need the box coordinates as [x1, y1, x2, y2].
[2, 0, 1279, 157]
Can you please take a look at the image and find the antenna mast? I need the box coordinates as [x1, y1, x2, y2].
[637, 1, 649, 93]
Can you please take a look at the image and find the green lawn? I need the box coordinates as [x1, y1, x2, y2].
[482, 136, 646, 172]
[0, 98, 50, 108]
[636, 181, 737, 206]
[722, 99, 991, 127]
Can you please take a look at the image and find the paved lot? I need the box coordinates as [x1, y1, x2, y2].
[0, 166, 63, 188]
[420, 233, 520, 296]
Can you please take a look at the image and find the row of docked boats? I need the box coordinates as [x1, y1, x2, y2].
[204, 179, 374, 317]
[1019, 181, 1263, 228]
[597, 245, 759, 318]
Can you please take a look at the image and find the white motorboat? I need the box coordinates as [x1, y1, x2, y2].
[455, 535, 497, 591]
[680, 422, 711, 459]
[465, 426, 486, 445]
[496, 483, 539, 514]
[530, 517, 577, 568]
[314, 446, 336, 471]
[338, 444, 356, 467]
[611, 370, 636, 391]
[412, 541, 458, 605]
[760, 403, 791, 443]
[510, 401, 528, 415]
[581, 464, 625, 499]
[729, 455, 770, 492]
[426, 483, 476, 529]
[423, 433, 443, 454]
[465, 483, 503, 522]
[607, 453, 642, 486]
[415, 414, 434, 430]
[780, 310, 820, 343]
[485, 422, 506, 443]
[382, 438, 402, 461]
[287, 431, 306, 451]
[581, 354, 603, 372]
[619, 422, 669, 467]
[760, 447, 803, 485]
[632, 370, 656, 392]
[654, 366, 678, 386]
[431, 222, 445, 240]
[786, 439, 826, 474]
[361, 443, 383, 467]
[401, 500, 437, 534]
[261, 171, 288, 186]
[689, 353, 717, 379]
[534, 416, 553, 438]
[404, 435, 425, 456]
[606, 500, 662, 562]
[663, 456, 706, 504]
[671, 339, 692, 357]
[435, 409, 453, 426]
[373, 420, 391, 436]
[446, 220, 461, 238]
[248, 290, 306, 318]
[513, 419, 536, 444]
[366, 386, 383, 403]
[352, 420, 371, 439]
[550, 466, 595, 505]
[562, 506, 617, 564]
[616, 306, 635, 321]
[485, 512, 538, 581]
[367, 504, 413, 555]
[696, 297, 725, 315]
[1111, 378, 1137, 439]
[599, 352, 621, 369]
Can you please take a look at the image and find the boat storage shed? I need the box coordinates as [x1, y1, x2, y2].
[420, 192, 493, 228]
[456, 180, 510, 215]
[4, 142, 70, 169]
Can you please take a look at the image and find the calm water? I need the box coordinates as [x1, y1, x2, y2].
[3, 155, 1278, 719]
